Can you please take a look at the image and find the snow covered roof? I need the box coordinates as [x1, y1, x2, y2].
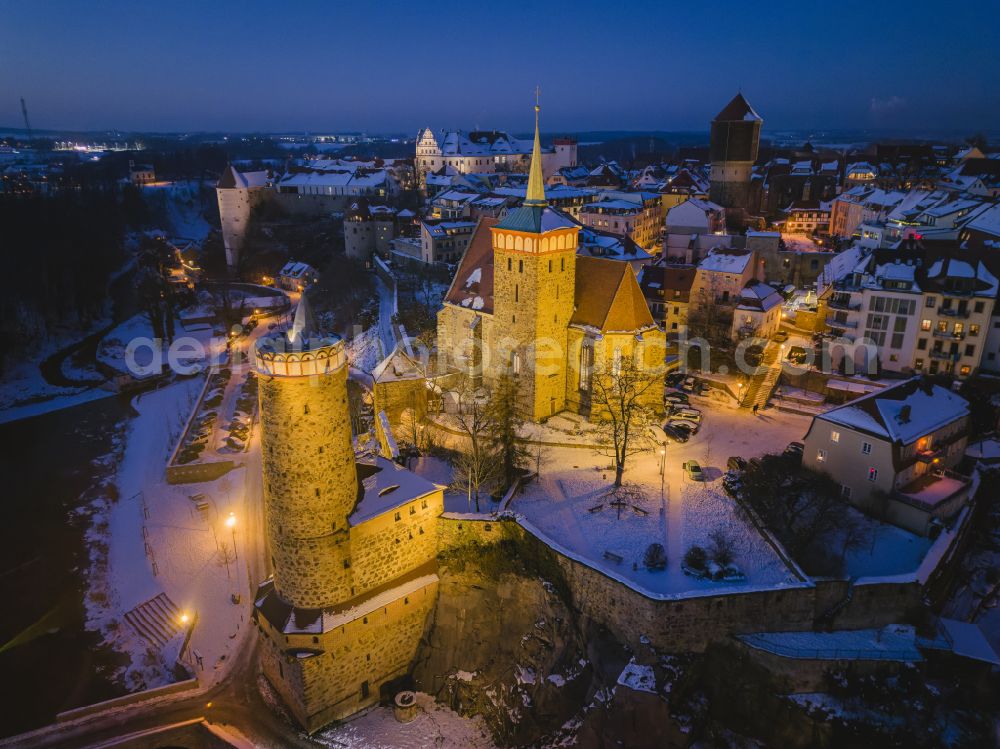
[965, 202, 1000, 238]
[738, 625, 924, 662]
[350, 456, 442, 525]
[736, 282, 783, 312]
[698, 248, 754, 274]
[815, 378, 969, 445]
[218, 164, 270, 189]
[714, 92, 762, 122]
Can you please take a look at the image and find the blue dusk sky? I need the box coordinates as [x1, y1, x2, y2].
[1, 0, 997, 134]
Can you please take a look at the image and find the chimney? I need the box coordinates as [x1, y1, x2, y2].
[898, 404, 911, 424]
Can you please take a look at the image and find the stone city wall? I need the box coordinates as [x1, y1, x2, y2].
[437, 516, 928, 654]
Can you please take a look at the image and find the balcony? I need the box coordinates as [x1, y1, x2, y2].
[929, 349, 958, 361]
[825, 316, 858, 329]
[827, 297, 861, 311]
[938, 308, 971, 319]
[932, 329, 965, 340]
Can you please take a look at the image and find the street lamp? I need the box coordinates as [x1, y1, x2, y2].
[226, 512, 238, 563]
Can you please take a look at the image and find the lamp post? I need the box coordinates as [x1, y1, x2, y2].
[659, 447, 666, 495]
[226, 512, 238, 563]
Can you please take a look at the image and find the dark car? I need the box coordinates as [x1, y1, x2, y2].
[786, 346, 808, 365]
[665, 372, 686, 387]
[664, 392, 689, 406]
[663, 424, 690, 443]
[727, 456, 747, 472]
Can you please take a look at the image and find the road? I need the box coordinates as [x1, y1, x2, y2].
[3, 636, 316, 749]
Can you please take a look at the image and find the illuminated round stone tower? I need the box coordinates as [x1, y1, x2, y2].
[254, 297, 357, 609]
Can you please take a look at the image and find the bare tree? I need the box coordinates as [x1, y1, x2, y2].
[450, 378, 501, 512]
[590, 355, 659, 487]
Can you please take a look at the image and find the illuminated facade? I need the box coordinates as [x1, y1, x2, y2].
[252, 298, 443, 732]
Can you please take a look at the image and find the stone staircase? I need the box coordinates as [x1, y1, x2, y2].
[123, 592, 183, 648]
[741, 343, 782, 410]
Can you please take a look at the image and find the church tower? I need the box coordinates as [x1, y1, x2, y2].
[254, 296, 357, 609]
[491, 100, 580, 420]
[709, 93, 762, 212]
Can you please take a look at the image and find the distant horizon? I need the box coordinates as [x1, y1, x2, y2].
[1, 124, 995, 145]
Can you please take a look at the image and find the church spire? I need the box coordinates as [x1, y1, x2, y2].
[524, 88, 547, 207]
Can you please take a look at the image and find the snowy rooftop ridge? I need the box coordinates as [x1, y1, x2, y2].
[816, 377, 968, 445]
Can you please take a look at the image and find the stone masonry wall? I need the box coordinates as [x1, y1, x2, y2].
[258, 364, 357, 608]
[350, 490, 443, 594]
[257, 579, 439, 732]
[438, 517, 923, 654]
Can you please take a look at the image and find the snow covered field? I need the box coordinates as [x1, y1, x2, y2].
[85, 378, 256, 691]
[508, 403, 816, 596]
[315, 692, 495, 749]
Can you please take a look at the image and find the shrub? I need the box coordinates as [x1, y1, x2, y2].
[708, 529, 735, 566]
[683, 545, 708, 570]
[643, 542, 667, 570]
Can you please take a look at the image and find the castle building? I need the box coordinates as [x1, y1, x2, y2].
[709, 93, 762, 212]
[216, 165, 272, 271]
[252, 298, 443, 732]
[435, 105, 665, 421]
[415, 127, 576, 189]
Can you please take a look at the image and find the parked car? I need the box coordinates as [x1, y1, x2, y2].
[665, 372, 686, 387]
[664, 392, 689, 405]
[784, 441, 804, 455]
[681, 376, 697, 392]
[773, 330, 789, 343]
[682, 460, 705, 481]
[663, 424, 690, 443]
[668, 418, 700, 434]
[727, 456, 747, 472]
[669, 408, 702, 423]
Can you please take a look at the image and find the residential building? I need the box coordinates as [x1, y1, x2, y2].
[913, 255, 997, 377]
[420, 219, 476, 264]
[578, 191, 663, 250]
[733, 282, 783, 339]
[665, 197, 726, 236]
[639, 264, 696, 335]
[276, 260, 318, 292]
[802, 378, 971, 535]
[783, 200, 831, 234]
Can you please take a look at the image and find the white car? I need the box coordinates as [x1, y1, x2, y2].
[669, 408, 702, 424]
[668, 418, 700, 434]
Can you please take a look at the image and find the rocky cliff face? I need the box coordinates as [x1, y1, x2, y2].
[411, 548, 602, 746]
[411, 540, 707, 748]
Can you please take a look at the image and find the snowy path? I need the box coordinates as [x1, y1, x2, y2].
[374, 275, 398, 359]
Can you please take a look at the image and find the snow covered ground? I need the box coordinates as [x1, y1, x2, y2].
[85, 378, 257, 691]
[509, 404, 815, 597]
[0, 320, 115, 424]
[315, 692, 495, 749]
[97, 313, 226, 377]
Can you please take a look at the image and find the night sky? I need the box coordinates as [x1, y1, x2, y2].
[2, 0, 997, 134]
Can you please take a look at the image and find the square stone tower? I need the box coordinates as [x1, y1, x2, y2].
[490, 103, 580, 420]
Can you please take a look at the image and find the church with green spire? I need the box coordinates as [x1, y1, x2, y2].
[436, 103, 665, 421]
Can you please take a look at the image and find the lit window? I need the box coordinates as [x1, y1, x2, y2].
[921, 319, 931, 331]
[862, 442, 872, 454]
[830, 431, 840, 443]
[868, 467, 878, 482]
[817, 449, 827, 462]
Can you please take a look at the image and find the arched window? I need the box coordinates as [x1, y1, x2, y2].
[515, 235, 523, 251]
[524, 238, 533, 252]
[511, 350, 522, 376]
[505, 234, 514, 250]
[542, 238, 549, 252]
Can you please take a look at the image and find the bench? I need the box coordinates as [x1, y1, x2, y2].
[602, 550, 623, 564]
